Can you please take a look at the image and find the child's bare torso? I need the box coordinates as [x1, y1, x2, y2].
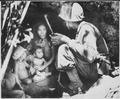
[33, 58, 44, 67]
[35, 39, 52, 61]
[17, 61, 29, 80]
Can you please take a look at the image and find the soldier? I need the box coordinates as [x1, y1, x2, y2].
[51, 2, 110, 96]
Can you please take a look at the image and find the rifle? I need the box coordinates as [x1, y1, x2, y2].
[44, 15, 111, 66]
[44, 14, 54, 35]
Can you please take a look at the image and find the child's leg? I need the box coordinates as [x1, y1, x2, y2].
[8, 90, 31, 98]
[33, 75, 46, 82]
[3, 90, 25, 98]
[4, 74, 16, 90]
[21, 78, 32, 85]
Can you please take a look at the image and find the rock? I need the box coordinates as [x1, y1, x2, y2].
[83, 75, 119, 98]
[63, 75, 119, 99]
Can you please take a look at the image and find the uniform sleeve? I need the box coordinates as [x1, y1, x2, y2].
[66, 24, 98, 63]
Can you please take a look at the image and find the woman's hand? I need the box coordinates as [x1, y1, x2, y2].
[50, 33, 70, 45]
[34, 66, 46, 71]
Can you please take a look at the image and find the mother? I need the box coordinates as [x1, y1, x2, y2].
[23, 21, 61, 98]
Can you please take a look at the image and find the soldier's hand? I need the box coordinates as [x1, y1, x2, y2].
[50, 33, 65, 45]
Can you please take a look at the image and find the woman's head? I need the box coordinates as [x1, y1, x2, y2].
[33, 22, 49, 39]
[37, 24, 47, 39]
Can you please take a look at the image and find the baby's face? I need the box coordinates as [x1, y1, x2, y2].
[37, 25, 47, 39]
[35, 48, 43, 58]
[19, 52, 27, 60]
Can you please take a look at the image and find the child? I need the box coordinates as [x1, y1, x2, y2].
[29, 46, 51, 82]
[13, 45, 32, 85]
[2, 72, 31, 98]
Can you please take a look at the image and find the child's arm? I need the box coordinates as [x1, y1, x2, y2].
[14, 61, 19, 79]
[14, 61, 23, 89]
[25, 54, 35, 69]
[24, 61, 30, 68]
[15, 74, 23, 90]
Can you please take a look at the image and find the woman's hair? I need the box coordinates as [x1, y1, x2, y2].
[30, 20, 51, 54]
[32, 21, 50, 40]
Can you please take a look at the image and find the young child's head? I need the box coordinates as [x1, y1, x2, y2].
[13, 45, 27, 61]
[34, 46, 44, 59]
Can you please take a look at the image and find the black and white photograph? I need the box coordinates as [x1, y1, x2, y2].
[1, 1, 119, 98]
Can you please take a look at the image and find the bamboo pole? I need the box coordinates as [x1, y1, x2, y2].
[0, 2, 1, 98]
[19, 1, 31, 24]
[1, 29, 19, 81]
[2, 7, 9, 30]
[1, 1, 31, 81]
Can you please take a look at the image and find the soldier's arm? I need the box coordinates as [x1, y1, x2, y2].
[62, 24, 98, 63]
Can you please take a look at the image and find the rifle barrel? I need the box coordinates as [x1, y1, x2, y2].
[44, 14, 54, 35]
